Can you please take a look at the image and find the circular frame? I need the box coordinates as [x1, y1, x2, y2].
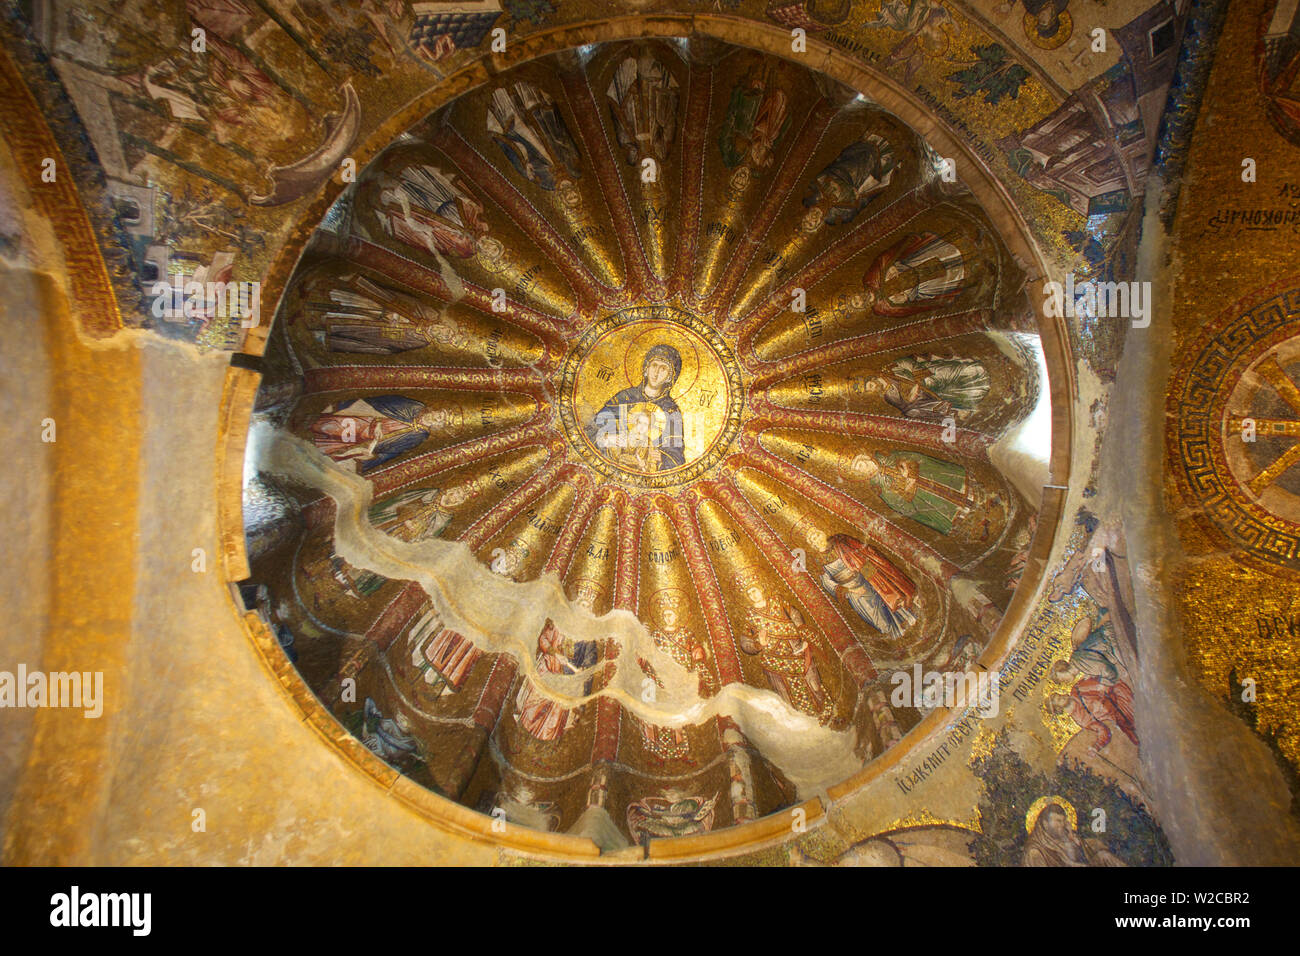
[217, 14, 1075, 862]
[1169, 275, 1300, 575]
[559, 306, 745, 488]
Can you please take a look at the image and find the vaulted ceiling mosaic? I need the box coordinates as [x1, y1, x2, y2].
[243, 36, 1051, 847]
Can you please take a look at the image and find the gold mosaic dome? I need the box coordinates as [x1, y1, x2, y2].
[244, 36, 1051, 849]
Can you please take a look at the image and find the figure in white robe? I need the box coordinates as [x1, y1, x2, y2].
[859, 354, 990, 422]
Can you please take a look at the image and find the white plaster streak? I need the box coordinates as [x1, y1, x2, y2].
[253, 421, 862, 794]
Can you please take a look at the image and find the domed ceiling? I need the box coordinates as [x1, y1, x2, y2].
[243, 36, 1051, 849]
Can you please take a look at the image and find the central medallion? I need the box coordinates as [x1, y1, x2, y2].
[559, 306, 744, 488]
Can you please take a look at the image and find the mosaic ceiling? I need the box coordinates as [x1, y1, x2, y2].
[12, 0, 1300, 873]
[242, 37, 1050, 846]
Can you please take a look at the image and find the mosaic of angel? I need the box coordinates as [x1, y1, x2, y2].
[1048, 512, 1137, 653]
[307, 395, 461, 472]
[866, 0, 954, 86]
[718, 64, 790, 170]
[845, 450, 977, 535]
[606, 53, 681, 165]
[734, 567, 835, 724]
[585, 344, 687, 473]
[800, 523, 919, 638]
[367, 477, 485, 542]
[802, 133, 898, 227]
[303, 276, 468, 354]
[487, 81, 583, 190]
[376, 164, 489, 258]
[853, 354, 990, 422]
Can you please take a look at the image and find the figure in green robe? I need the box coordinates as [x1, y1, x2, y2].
[717, 66, 790, 170]
[858, 354, 990, 422]
[848, 451, 976, 534]
[367, 480, 483, 543]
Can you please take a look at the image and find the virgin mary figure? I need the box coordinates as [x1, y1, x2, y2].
[585, 343, 687, 472]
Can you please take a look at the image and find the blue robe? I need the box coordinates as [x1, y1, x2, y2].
[584, 385, 686, 471]
[333, 395, 431, 473]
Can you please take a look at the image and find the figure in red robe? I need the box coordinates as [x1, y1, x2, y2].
[861, 231, 971, 317]
[803, 524, 918, 638]
[514, 620, 600, 742]
[1048, 678, 1137, 751]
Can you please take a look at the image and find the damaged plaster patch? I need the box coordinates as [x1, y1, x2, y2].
[252, 421, 864, 797]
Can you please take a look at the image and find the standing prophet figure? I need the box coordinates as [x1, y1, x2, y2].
[800, 521, 919, 638]
[648, 587, 713, 693]
[718, 64, 790, 170]
[846, 450, 976, 535]
[858, 354, 990, 422]
[734, 568, 835, 724]
[606, 53, 681, 165]
[307, 396, 460, 472]
[586, 343, 686, 472]
[367, 477, 485, 542]
[801, 133, 898, 227]
[860, 231, 975, 317]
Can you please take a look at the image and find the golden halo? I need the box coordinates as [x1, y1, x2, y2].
[1025, 795, 1077, 834]
[622, 324, 702, 397]
[1023, 11, 1073, 50]
[917, 26, 952, 59]
[560, 307, 744, 489]
[791, 512, 821, 540]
